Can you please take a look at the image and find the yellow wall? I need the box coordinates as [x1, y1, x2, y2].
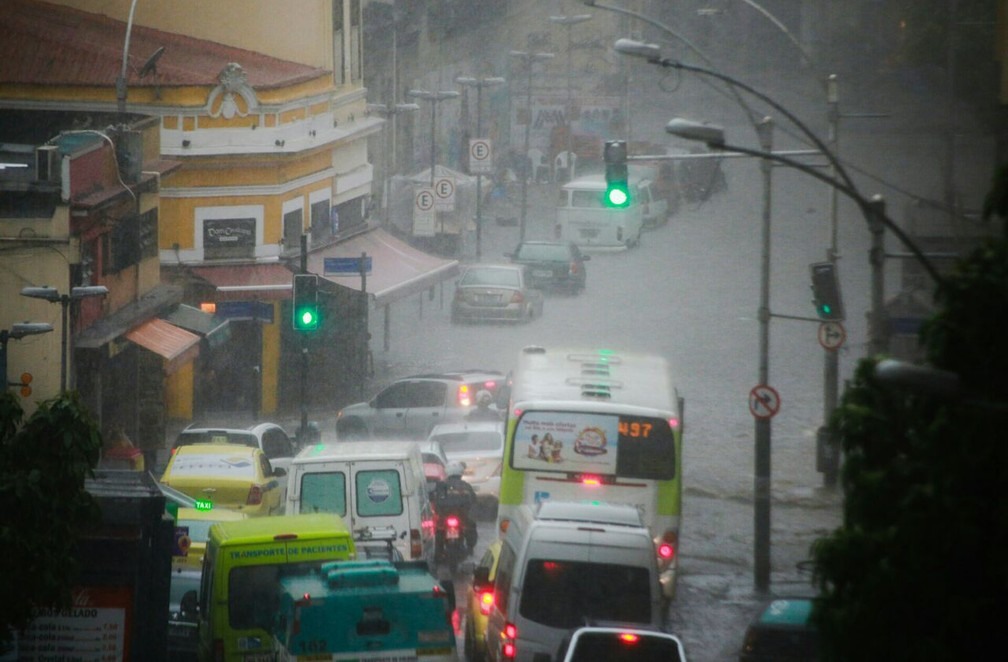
[166, 360, 194, 420]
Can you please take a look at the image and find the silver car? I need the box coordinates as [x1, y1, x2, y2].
[426, 420, 505, 519]
[451, 264, 544, 324]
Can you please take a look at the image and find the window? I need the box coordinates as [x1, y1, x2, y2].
[310, 198, 331, 244]
[262, 429, 293, 459]
[408, 381, 447, 408]
[300, 472, 347, 516]
[519, 560, 651, 628]
[283, 207, 303, 251]
[355, 469, 404, 517]
[374, 382, 415, 409]
[572, 190, 605, 209]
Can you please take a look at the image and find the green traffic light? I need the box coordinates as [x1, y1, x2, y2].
[295, 306, 319, 330]
[605, 183, 631, 208]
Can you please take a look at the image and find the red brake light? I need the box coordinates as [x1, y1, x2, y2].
[458, 384, 472, 407]
[580, 474, 602, 486]
[504, 623, 517, 639]
[619, 633, 640, 644]
[657, 530, 678, 563]
[246, 485, 263, 505]
[502, 642, 516, 659]
[510, 291, 525, 304]
[669, 416, 680, 430]
[658, 542, 675, 560]
[446, 515, 460, 528]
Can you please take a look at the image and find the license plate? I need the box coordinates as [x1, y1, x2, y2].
[243, 654, 273, 662]
[532, 269, 552, 278]
[447, 528, 459, 540]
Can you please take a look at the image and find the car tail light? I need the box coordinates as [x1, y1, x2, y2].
[619, 632, 641, 644]
[510, 291, 524, 304]
[569, 260, 579, 276]
[446, 515, 460, 529]
[479, 590, 494, 615]
[656, 530, 678, 566]
[579, 474, 602, 486]
[502, 622, 518, 659]
[246, 485, 263, 505]
[458, 384, 472, 407]
[410, 528, 422, 558]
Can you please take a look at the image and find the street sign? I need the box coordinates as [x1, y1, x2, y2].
[469, 138, 493, 174]
[324, 256, 372, 275]
[817, 321, 846, 351]
[433, 176, 456, 211]
[413, 187, 436, 237]
[748, 384, 781, 420]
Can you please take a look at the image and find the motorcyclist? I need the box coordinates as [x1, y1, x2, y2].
[434, 464, 479, 552]
[466, 389, 501, 422]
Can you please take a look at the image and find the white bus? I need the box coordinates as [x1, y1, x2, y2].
[497, 345, 685, 598]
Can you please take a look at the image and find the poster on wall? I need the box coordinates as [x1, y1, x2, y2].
[511, 411, 619, 473]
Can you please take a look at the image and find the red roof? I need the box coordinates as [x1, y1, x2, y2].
[0, 0, 327, 89]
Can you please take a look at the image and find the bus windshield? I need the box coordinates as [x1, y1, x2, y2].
[510, 410, 675, 480]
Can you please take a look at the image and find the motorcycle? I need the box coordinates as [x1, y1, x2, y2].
[434, 508, 474, 574]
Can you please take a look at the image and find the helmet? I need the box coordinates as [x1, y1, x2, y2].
[476, 389, 493, 408]
[446, 463, 464, 479]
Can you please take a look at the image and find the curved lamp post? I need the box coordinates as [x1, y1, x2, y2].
[456, 76, 506, 259]
[20, 286, 109, 393]
[508, 50, 554, 242]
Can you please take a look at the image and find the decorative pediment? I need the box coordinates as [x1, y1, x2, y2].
[206, 63, 258, 119]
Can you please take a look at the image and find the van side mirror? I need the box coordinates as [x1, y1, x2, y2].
[273, 467, 287, 478]
[180, 590, 198, 616]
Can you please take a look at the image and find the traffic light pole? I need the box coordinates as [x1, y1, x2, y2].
[299, 234, 309, 441]
[754, 117, 773, 592]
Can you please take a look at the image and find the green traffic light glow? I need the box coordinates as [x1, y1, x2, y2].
[294, 305, 319, 330]
[605, 184, 630, 208]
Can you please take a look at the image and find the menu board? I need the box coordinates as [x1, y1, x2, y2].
[17, 586, 132, 661]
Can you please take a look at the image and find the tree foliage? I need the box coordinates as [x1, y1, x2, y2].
[0, 391, 102, 646]
[810, 168, 1008, 660]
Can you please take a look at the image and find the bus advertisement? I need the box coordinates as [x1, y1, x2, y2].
[497, 346, 684, 599]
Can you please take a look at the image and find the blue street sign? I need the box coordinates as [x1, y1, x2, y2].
[324, 256, 372, 275]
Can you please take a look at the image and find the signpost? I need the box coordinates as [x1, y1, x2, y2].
[469, 138, 493, 174]
[748, 384, 781, 420]
[413, 187, 436, 237]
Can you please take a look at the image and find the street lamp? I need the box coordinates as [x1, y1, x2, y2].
[20, 286, 109, 393]
[366, 102, 419, 226]
[509, 50, 554, 242]
[1, 323, 54, 393]
[456, 76, 506, 259]
[549, 13, 592, 180]
[407, 89, 460, 188]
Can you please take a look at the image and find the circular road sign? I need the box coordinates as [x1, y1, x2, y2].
[414, 187, 435, 213]
[818, 321, 846, 351]
[749, 384, 782, 420]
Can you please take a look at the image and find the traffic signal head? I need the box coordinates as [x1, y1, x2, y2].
[603, 140, 631, 208]
[810, 262, 845, 321]
[292, 274, 320, 331]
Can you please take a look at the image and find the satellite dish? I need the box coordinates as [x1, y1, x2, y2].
[138, 46, 165, 78]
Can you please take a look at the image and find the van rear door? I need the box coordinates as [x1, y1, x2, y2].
[349, 461, 414, 559]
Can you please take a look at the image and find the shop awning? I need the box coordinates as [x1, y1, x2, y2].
[163, 304, 231, 349]
[190, 263, 294, 301]
[307, 228, 460, 306]
[125, 318, 200, 375]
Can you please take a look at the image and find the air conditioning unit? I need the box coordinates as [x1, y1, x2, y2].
[35, 145, 60, 183]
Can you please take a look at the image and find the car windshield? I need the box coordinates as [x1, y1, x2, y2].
[460, 268, 520, 288]
[516, 243, 568, 261]
[429, 430, 502, 453]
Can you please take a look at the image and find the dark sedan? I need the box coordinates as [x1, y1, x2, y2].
[505, 240, 589, 293]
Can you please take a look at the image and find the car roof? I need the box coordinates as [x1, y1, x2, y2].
[181, 422, 282, 434]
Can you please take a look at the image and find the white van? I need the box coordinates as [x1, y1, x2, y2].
[480, 501, 663, 662]
[284, 441, 435, 568]
[554, 174, 644, 250]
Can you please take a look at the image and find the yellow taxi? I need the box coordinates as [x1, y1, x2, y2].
[160, 443, 285, 517]
[466, 538, 502, 662]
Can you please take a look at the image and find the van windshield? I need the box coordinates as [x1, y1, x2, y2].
[519, 559, 651, 628]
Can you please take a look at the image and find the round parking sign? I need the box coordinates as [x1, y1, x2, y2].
[366, 478, 391, 503]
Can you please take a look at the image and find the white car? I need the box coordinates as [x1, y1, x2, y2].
[426, 420, 505, 519]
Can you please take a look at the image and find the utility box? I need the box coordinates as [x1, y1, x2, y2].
[13, 470, 174, 661]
